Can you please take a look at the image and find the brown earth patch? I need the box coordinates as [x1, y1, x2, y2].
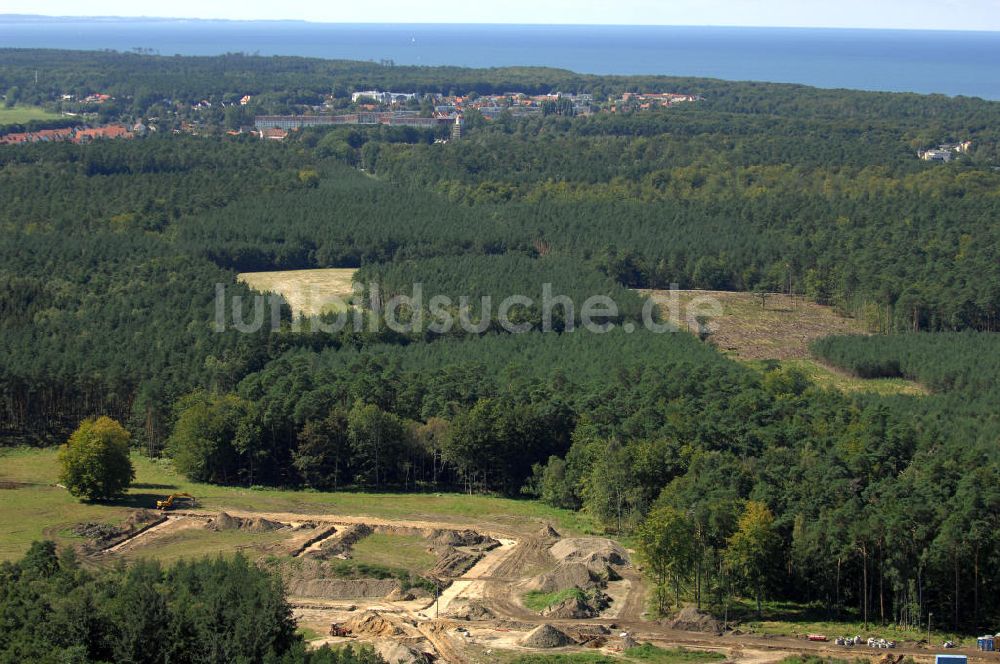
[640, 289, 865, 361]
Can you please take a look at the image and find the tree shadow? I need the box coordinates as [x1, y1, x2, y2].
[104, 493, 169, 509]
[131, 483, 178, 491]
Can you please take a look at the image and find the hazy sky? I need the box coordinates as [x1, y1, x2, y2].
[10, 0, 1000, 31]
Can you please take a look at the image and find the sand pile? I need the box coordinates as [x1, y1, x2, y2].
[538, 525, 561, 539]
[207, 512, 284, 532]
[664, 607, 723, 633]
[247, 516, 283, 532]
[520, 623, 574, 648]
[344, 610, 408, 638]
[372, 639, 429, 664]
[385, 588, 416, 602]
[549, 538, 628, 569]
[525, 538, 627, 591]
[543, 594, 597, 619]
[431, 547, 481, 577]
[444, 600, 496, 621]
[208, 511, 241, 530]
[524, 561, 599, 593]
[431, 529, 499, 550]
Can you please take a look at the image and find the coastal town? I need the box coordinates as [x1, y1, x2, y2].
[0, 87, 703, 144]
[254, 89, 703, 139]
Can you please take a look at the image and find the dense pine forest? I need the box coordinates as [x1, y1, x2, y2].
[0, 542, 378, 663]
[2, 50, 1000, 634]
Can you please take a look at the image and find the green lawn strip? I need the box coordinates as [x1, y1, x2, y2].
[510, 655, 618, 664]
[624, 645, 726, 664]
[522, 587, 587, 612]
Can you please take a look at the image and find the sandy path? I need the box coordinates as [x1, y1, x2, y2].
[423, 538, 517, 617]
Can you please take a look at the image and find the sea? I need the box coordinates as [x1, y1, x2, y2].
[2, 18, 1000, 100]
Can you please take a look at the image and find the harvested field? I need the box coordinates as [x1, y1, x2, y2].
[640, 289, 864, 361]
[641, 289, 925, 395]
[238, 267, 357, 317]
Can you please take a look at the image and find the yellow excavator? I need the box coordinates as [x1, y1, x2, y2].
[156, 492, 196, 510]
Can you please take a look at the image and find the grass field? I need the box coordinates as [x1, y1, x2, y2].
[349, 533, 437, 575]
[0, 447, 590, 561]
[641, 290, 924, 396]
[238, 268, 357, 317]
[120, 526, 289, 564]
[0, 105, 62, 125]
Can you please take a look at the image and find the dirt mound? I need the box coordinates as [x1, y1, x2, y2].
[74, 521, 122, 541]
[308, 523, 372, 559]
[245, 516, 283, 532]
[345, 610, 409, 638]
[443, 600, 496, 621]
[431, 547, 482, 578]
[431, 529, 500, 550]
[566, 625, 612, 643]
[207, 511, 241, 530]
[208, 512, 285, 533]
[877, 655, 905, 664]
[385, 587, 416, 602]
[520, 623, 574, 648]
[664, 607, 723, 633]
[524, 561, 600, 593]
[538, 525, 561, 539]
[372, 639, 429, 664]
[549, 538, 628, 568]
[123, 509, 159, 530]
[543, 594, 596, 619]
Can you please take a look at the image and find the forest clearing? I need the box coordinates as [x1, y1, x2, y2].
[642, 290, 927, 395]
[238, 267, 358, 317]
[0, 104, 63, 125]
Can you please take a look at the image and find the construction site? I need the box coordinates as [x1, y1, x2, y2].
[64, 499, 992, 664]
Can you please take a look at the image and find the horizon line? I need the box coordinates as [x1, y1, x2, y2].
[3, 13, 1000, 34]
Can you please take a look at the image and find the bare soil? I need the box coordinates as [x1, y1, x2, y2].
[94, 505, 984, 664]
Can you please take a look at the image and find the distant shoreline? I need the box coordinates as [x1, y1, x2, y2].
[2, 21, 999, 99]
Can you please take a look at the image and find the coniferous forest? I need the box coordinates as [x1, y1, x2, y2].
[2, 49, 1000, 636]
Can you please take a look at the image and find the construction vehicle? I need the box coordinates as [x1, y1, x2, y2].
[329, 623, 350, 637]
[156, 492, 196, 510]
